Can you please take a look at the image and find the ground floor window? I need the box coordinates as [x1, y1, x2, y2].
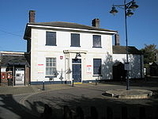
[93, 59, 101, 75]
[46, 58, 56, 76]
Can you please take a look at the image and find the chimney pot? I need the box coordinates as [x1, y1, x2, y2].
[92, 18, 100, 28]
[29, 10, 35, 23]
[115, 34, 120, 46]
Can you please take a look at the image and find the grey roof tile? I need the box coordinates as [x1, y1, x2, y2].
[1, 55, 28, 66]
[113, 46, 142, 54]
[28, 21, 117, 32]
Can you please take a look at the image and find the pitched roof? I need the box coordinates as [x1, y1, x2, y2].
[28, 21, 117, 32]
[113, 46, 142, 54]
[24, 21, 117, 40]
[1, 54, 28, 67]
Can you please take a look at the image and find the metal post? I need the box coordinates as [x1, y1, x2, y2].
[0, 53, 1, 85]
[124, 0, 130, 90]
[13, 65, 15, 86]
[110, 0, 139, 90]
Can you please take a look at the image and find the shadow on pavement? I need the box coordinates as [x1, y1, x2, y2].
[101, 78, 158, 88]
[0, 94, 38, 119]
[25, 87, 158, 119]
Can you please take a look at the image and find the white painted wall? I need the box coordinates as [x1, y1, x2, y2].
[113, 54, 144, 79]
[30, 28, 114, 83]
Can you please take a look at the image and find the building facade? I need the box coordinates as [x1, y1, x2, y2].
[23, 10, 144, 85]
[24, 23, 117, 84]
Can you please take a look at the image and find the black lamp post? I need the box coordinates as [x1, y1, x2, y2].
[110, 0, 139, 90]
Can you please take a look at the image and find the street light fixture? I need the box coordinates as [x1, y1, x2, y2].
[129, 1, 139, 10]
[110, 6, 118, 15]
[110, 0, 139, 90]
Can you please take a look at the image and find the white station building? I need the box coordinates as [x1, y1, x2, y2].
[23, 10, 143, 85]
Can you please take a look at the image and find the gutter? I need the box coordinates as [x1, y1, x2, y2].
[27, 24, 117, 35]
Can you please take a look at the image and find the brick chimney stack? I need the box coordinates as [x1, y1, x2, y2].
[29, 10, 35, 23]
[92, 18, 100, 28]
[115, 33, 120, 46]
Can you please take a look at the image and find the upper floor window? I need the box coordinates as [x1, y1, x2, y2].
[71, 33, 80, 47]
[46, 31, 56, 46]
[93, 35, 101, 48]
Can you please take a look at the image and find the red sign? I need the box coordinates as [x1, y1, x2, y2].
[60, 56, 63, 59]
[87, 65, 92, 73]
[38, 64, 44, 66]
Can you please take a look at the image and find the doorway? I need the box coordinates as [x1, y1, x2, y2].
[72, 59, 81, 82]
[15, 68, 25, 85]
[113, 62, 126, 81]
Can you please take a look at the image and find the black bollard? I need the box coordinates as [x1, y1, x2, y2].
[95, 78, 98, 85]
[72, 79, 74, 87]
[42, 80, 45, 90]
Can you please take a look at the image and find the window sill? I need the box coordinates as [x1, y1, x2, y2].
[92, 46, 102, 48]
[45, 44, 57, 46]
[93, 74, 101, 77]
[45, 76, 57, 78]
[70, 46, 81, 47]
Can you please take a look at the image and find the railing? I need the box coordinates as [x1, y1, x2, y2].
[40, 104, 158, 119]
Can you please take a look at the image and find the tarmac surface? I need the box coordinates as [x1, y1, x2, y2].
[0, 79, 158, 119]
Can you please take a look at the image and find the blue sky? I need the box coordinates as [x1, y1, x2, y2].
[0, 0, 157, 51]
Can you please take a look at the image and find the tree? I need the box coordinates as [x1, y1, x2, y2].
[140, 44, 158, 67]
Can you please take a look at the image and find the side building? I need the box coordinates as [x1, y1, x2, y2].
[0, 51, 29, 86]
[113, 46, 144, 80]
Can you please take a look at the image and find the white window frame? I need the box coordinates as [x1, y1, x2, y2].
[45, 57, 57, 77]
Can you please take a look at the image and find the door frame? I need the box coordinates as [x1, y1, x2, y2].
[72, 59, 82, 82]
[15, 68, 25, 85]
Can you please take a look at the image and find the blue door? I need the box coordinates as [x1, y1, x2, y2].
[72, 59, 81, 82]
